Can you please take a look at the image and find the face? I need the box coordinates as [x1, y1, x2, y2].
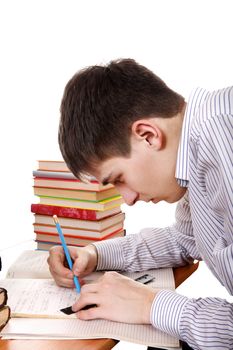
[91, 137, 186, 206]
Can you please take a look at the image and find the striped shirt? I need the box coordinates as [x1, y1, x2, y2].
[94, 87, 233, 349]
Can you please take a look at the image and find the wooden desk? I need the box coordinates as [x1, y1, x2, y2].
[173, 262, 199, 289]
[0, 338, 117, 350]
[0, 263, 199, 350]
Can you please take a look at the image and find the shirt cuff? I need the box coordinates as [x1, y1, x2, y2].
[150, 289, 189, 338]
[93, 236, 126, 270]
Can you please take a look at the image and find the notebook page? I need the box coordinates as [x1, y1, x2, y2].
[123, 268, 175, 290]
[1, 268, 174, 318]
[5, 249, 175, 290]
[0, 269, 178, 347]
[1, 317, 179, 347]
[0, 279, 78, 318]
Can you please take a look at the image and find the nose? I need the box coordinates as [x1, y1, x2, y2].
[116, 185, 138, 206]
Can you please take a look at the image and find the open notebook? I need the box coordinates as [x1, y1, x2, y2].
[0, 250, 179, 348]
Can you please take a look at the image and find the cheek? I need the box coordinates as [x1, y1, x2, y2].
[125, 155, 157, 191]
[127, 169, 152, 191]
[140, 169, 160, 194]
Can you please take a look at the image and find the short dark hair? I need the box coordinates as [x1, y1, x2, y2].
[59, 58, 184, 179]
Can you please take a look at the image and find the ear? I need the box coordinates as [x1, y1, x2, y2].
[131, 119, 163, 150]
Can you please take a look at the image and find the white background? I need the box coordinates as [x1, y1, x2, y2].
[0, 1, 232, 348]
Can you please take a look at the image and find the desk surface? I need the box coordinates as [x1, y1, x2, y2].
[0, 338, 117, 350]
[0, 263, 199, 350]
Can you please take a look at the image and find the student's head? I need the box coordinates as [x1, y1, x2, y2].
[59, 59, 186, 204]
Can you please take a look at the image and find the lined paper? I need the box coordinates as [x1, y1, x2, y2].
[1, 251, 179, 347]
[2, 317, 179, 347]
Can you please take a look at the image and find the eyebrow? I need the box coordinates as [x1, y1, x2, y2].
[101, 172, 113, 186]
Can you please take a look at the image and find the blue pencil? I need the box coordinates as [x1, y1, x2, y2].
[53, 215, 81, 293]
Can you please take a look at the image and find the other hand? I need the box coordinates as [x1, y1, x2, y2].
[72, 271, 157, 324]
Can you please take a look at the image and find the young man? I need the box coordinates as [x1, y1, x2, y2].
[48, 59, 233, 349]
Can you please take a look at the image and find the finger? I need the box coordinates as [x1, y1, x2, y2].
[76, 306, 102, 320]
[72, 283, 99, 310]
[48, 252, 74, 279]
[52, 271, 85, 288]
[72, 251, 89, 276]
[51, 271, 75, 288]
[78, 282, 99, 294]
[49, 264, 73, 280]
[69, 246, 79, 261]
[72, 293, 99, 312]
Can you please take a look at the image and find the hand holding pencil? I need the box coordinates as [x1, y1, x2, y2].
[53, 215, 81, 293]
[48, 219, 98, 290]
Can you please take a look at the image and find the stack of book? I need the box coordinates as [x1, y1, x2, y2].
[0, 288, 11, 331]
[31, 160, 125, 251]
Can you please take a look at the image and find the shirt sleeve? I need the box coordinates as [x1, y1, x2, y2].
[150, 290, 233, 349]
[94, 191, 201, 271]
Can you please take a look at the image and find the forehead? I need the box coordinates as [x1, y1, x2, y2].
[90, 156, 126, 181]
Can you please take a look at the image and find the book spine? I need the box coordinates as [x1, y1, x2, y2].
[0, 306, 11, 331]
[31, 204, 98, 220]
[35, 227, 124, 241]
[0, 288, 8, 309]
[33, 170, 77, 179]
[36, 194, 120, 203]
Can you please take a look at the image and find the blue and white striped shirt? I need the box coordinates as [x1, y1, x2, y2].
[94, 87, 233, 349]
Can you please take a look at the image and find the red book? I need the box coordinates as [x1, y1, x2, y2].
[31, 203, 121, 221]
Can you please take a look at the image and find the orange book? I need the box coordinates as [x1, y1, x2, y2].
[35, 228, 125, 248]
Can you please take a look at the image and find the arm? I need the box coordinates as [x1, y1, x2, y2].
[94, 191, 201, 272]
[151, 290, 233, 349]
[151, 112, 233, 349]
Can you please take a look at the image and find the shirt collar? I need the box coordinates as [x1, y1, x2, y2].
[175, 87, 208, 187]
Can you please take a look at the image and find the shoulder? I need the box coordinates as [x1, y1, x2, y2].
[190, 86, 233, 143]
